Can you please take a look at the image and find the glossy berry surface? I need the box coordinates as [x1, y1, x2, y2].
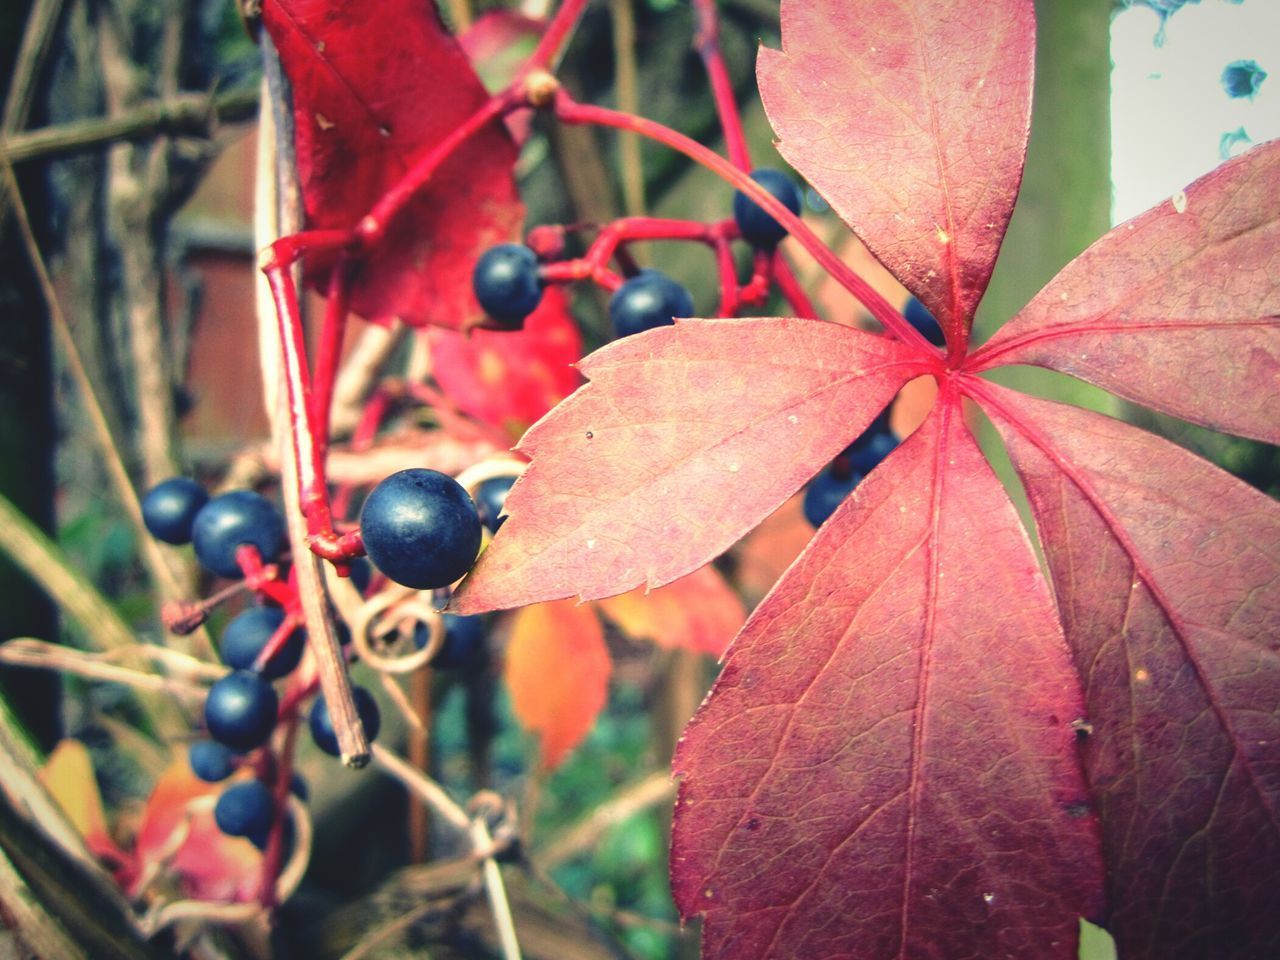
[191, 491, 286, 579]
[309, 685, 381, 757]
[472, 243, 543, 327]
[733, 168, 804, 248]
[359, 469, 482, 590]
[803, 467, 863, 528]
[608, 270, 695, 339]
[903, 296, 946, 347]
[204, 670, 279, 752]
[473, 474, 517, 534]
[214, 780, 274, 847]
[189, 739, 236, 783]
[415, 613, 488, 671]
[141, 477, 209, 545]
[220, 606, 304, 680]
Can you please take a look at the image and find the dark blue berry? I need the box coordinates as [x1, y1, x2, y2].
[142, 477, 209, 545]
[415, 613, 488, 671]
[289, 773, 309, 801]
[845, 430, 899, 475]
[803, 467, 863, 528]
[608, 270, 694, 338]
[214, 780, 274, 847]
[220, 606, 304, 680]
[189, 739, 236, 783]
[347, 556, 374, 595]
[903, 296, 945, 347]
[733, 168, 804, 248]
[472, 244, 543, 328]
[473, 474, 517, 534]
[204, 670, 278, 752]
[191, 491, 285, 579]
[359, 469, 481, 590]
[309, 685, 381, 757]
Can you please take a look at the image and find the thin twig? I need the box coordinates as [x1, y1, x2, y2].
[0, 0, 64, 227]
[370, 742, 472, 834]
[472, 817, 522, 960]
[1, 87, 260, 165]
[0, 639, 209, 704]
[0, 147, 214, 657]
[534, 771, 674, 869]
[609, 0, 644, 216]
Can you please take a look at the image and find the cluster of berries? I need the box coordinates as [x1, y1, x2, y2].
[140, 463, 515, 845]
[470, 167, 805, 336]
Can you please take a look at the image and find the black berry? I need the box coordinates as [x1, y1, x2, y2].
[733, 168, 803, 248]
[472, 243, 543, 328]
[608, 270, 694, 339]
[359, 469, 482, 590]
[903, 296, 945, 347]
[803, 467, 863, 528]
[415, 613, 488, 671]
[189, 739, 236, 783]
[141, 477, 209, 545]
[473, 474, 517, 534]
[214, 780, 274, 847]
[204, 670, 278, 752]
[191, 491, 285, 579]
[309, 685, 381, 757]
[220, 606, 304, 680]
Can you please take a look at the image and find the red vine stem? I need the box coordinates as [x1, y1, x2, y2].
[553, 91, 939, 356]
[693, 0, 749, 171]
[522, 0, 592, 75]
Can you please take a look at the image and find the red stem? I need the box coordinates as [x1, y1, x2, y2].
[772, 249, 818, 319]
[310, 255, 354, 463]
[522, 0, 593, 74]
[553, 91, 939, 357]
[693, 0, 750, 171]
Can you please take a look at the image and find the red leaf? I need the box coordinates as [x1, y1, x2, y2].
[262, 0, 523, 329]
[427, 287, 583, 437]
[980, 385, 1280, 960]
[757, 0, 1034, 343]
[671, 397, 1103, 959]
[504, 600, 611, 769]
[972, 141, 1280, 444]
[596, 564, 745, 656]
[452, 318, 926, 613]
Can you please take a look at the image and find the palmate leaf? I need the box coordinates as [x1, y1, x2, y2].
[454, 0, 1280, 955]
[261, 0, 522, 329]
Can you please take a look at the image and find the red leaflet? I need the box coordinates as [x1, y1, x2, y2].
[427, 287, 583, 438]
[672, 399, 1102, 958]
[972, 142, 1280, 444]
[451, 318, 926, 612]
[261, 0, 522, 329]
[757, 0, 1034, 348]
[981, 386, 1280, 960]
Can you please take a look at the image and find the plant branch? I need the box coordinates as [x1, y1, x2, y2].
[370, 741, 472, 834]
[472, 817, 523, 960]
[533, 771, 674, 869]
[552, 92, 943, 359]
[0, 87, 260, 165]
[609, 0, 644, 215]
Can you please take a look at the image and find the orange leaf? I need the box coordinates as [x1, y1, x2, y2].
[504, 600, 610, 769]
[133, 751, 262, 902]
[39, 739, 113, 853]
[597, 564, 744, 657]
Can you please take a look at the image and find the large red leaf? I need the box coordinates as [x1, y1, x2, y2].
[671, 396, 1103, 959]
[979, 385, 1280, 960]
[757, 0, 1034, 344]
[427, 287, 583, 438]
[262, 0, 522, 329]
[972, 141, 1280, 444]
[451, 318, 927, 613]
